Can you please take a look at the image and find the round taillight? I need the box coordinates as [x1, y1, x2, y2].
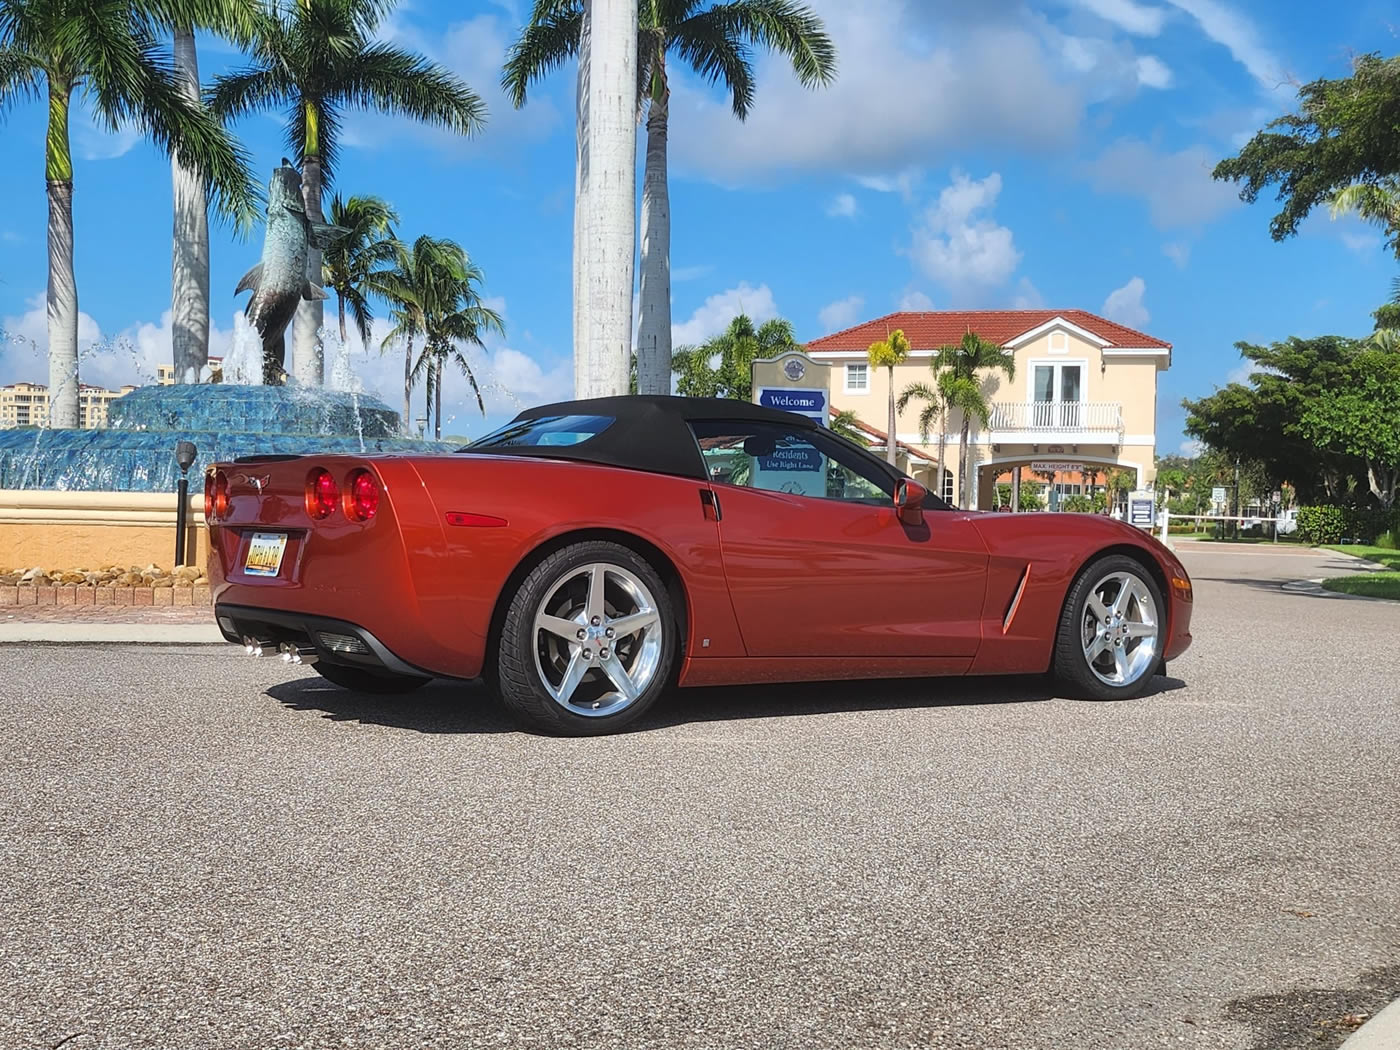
[204, 473, 215, 519]
[306, 468, 338, 520]
[213, 471, 230, 518]
[346, 469, 379, 522]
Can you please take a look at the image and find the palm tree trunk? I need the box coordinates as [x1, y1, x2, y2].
[959, 418, 970, 508]
[338, 295, 348, 346]
[935, 423, 947, 502]
[170, 25, 210, 385]
[435, 358, 443, 441]
[293, 145, 326, 386]
[45, 82, 79, 430]
[572, 0, 591, 382]
[403, 335, 414, 435]
[580, 0, 638, 398]
[886, 364, 897, 465]
[636, 78, 672, 395]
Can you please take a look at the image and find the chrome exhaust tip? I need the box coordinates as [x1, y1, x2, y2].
[242, 635, 274, 657]
[277, 642, 318, 665]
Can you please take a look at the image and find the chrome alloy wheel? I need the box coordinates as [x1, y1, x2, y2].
[531, 562, 663, 717]
[1080, 570, 1160, 687]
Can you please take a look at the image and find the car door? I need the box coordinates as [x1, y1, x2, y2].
[689, 418, 990, 658]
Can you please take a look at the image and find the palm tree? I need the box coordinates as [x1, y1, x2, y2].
[1329, 178, 1400, 257]
[932, 331, 1017, 508]
[829, 408, 864, 445]
[672, 314, 802, 400]
[156, 0, 258, 384]
[380, 235, 467, 434]
[867, 328, 910, 465]
[896, 368, 960, 501]
[211, 0, 485, 387]
[0, 0, 256, 427]
[504, 0, 835, 395]
[321, 194, 399, 349]
[408, 259, 505, 440]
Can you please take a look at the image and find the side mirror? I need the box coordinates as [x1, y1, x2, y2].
[894, 479, 927, 526]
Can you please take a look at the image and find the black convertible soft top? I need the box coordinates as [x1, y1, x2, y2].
[461, 395, 824, 480]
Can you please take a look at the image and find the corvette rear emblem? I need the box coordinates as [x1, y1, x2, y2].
[234, 473, 269, 494]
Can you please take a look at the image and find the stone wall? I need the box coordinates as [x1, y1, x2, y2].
[0, 490, 210, 570]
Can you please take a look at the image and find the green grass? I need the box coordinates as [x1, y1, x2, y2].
[1321, 545, 1400, 570]
[1190, 534, 1305, 544]
[1320, 573, 1400, 599]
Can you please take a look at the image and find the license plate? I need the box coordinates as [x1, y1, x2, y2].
[244, 532, 288, 577]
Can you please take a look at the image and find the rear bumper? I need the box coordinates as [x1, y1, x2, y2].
[215, 603, 444, 679]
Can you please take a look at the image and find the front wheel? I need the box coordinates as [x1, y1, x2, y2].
[1053, 555, 1165, 701]
[495, 541, 677, 735]
[314, 662, 431, 694]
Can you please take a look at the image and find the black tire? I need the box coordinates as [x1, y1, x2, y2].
[495, 540, 677, 736]
[1052, 554, 1166, 701]
[314, 661, 431, 694]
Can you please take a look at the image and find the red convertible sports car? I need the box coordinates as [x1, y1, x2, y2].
[207, 395, 1193, 735]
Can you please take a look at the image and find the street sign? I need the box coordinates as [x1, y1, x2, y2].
[1031, 461, 1082, 473]
[756, 387, 827, 426]
[1211, 485, 1227, 504]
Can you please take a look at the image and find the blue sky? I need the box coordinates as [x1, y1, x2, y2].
[1, 0, 1397, 450]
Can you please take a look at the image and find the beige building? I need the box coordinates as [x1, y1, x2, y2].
[0, 381, 139, 429]
[752, 309, 1169, 510]
[156, 357, 223, 384]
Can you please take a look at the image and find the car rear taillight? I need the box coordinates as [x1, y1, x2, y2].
[306, 468, 338, 520]
[345, 469, 379, 522]
[204, 473, 215, 519]
[213, 471, 229, 519]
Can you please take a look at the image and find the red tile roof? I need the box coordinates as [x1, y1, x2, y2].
[845, 417, 936, 463]
[806, 310, 1170, 351]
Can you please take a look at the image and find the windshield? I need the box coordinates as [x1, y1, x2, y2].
[464, 414, 615, 450]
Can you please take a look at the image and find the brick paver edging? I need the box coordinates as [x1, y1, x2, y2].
[0, 584, 212, 608]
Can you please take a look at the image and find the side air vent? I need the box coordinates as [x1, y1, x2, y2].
[1002, 566, 1030, 634]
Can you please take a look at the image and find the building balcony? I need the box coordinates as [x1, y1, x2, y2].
[986, 401, 1124, 440]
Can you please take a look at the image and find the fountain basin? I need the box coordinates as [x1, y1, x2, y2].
[0, 384, 450, 491]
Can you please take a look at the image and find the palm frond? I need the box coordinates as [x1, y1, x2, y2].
[669, 13, 753, 117]
[502, 3, 583, 108]
[340, 42, 485, 136]
[0, 45, 44, 109]
[691, 0, 835, 87]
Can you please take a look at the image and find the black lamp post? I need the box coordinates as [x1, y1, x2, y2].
[174, 440, 197, 566]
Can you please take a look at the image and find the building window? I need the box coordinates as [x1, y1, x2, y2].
[940, 471, 955, 504]
[844, 363, 868, 394]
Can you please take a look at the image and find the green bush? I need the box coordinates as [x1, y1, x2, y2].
[1061, 494, 1102, 513]
[1297, 505, 1400, 545]
[1377, 529, 1399, 550]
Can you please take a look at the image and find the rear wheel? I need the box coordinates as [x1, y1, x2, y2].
[495, 541, 676, 735]
[314, 662, 431, 694]
[1053, 555, 1164, 701]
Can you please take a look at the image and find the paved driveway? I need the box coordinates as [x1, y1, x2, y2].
[1, 544, 1397, 1049]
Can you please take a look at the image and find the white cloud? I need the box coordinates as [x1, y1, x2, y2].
[73, 107, 141, 162]
[1102, 276, 1149, 328]
[1179, 437, 1204, 457]
[1162, 241, 1191, 268]
[1161, 0, 1288, 93]
[353, 10, 562, 154]
[899, 290, 935, 311]
[818, 295, 865, 333]
[671, 264, 714, 283]
[672, 282, 779, 347]
[1087, 138, 1241, 229]
[668, 0, 1085, 184]
[1012, 277, 1046, 309]
[1135, 55, 1173, 88]
[1070, 0, 1168, 35]
[856, 169, 923, 200]
[826, 193, 859, 219]
[909, 171, 1022, 298]
[1, 231, 19, 243]
[1341, 231, 1382, 257]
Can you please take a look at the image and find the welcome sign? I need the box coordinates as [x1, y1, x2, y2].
[757, 387, 828, 426]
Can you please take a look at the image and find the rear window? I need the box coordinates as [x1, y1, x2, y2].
[466, 414, 615, 449]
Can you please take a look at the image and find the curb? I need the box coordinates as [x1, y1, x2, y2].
[1340, 996, 1400, 1049]
[1282, 578, 1400, 604]
[0, 624, 226, 645]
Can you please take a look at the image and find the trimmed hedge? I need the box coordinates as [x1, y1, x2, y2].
[1297, 505, 1400, 545]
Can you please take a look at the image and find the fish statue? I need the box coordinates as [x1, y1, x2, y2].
[235, 159, 345, 384]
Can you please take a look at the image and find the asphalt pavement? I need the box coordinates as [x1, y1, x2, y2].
[1, 543, 1397, 1049]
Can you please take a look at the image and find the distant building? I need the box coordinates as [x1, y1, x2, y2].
[156, 357, 223, 385]
[0, 381, 139, 429]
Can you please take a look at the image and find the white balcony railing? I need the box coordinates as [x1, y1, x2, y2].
[987, 400, 1123, 433]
